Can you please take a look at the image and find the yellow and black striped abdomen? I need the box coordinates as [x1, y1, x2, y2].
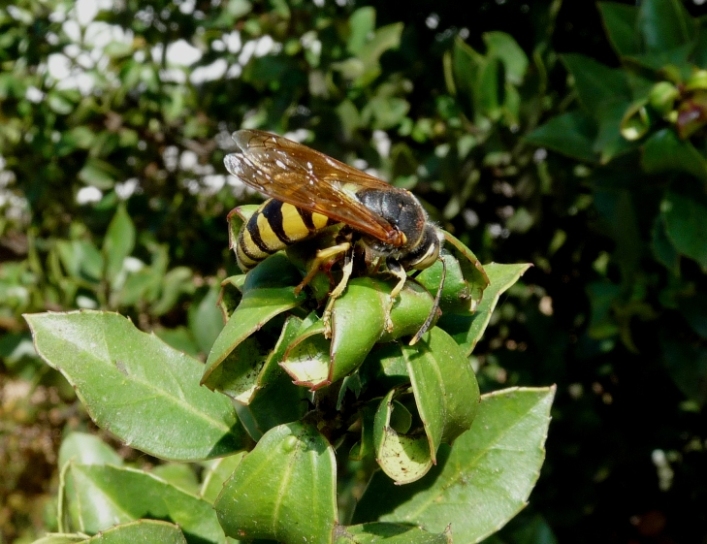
[236, 199, 338, 271]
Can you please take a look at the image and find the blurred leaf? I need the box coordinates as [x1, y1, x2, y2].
[215, 422, 337, 542]
[641, 128, 707, 180]
[348, 7, 376, 55]
[525, 111, 598, 162]
[63, 463, 223, 543]
[25, 311, 247, 460]
[57, 240, 104, 284]
[199, 453, 245, 504]
[661, 187, 707, 268]
[483, 31, 528, 85]
[58, 433, 123, 469]
[661, 332, 707, 407]
[188, 285, 224, 354]
[637, 0, 696, 53]
[651, 215, 680, 275]
[78, 158, 120, 190]
[561, 54, 631, 113]
[677, 293, 707, 340]
[103, 204, 135, 284]
[598, 2, 640, 57]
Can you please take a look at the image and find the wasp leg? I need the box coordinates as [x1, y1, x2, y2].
[322, 247, 354, 338]
[385, 258, 408, 333]
[294, 242, 351, 296]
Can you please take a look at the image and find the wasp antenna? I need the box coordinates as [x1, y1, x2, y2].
[409, 256, 446, 345]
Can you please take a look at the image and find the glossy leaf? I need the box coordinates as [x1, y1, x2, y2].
[201, 255, 305, 397]
[25, 311, 247, 460]
[355, 387, 555, 543]
[329, 277, 388, 382]
[404, 327, 479, 450]
[215, 421, 337, 543]
[235, 315, 310, 437]
[63, 464, 223, 543]
[440, 263, 532, 355]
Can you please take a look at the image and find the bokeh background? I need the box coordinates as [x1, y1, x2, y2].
[2, 0, 707, 542]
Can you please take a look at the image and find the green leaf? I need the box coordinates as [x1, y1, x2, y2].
[201, 254, 304, 396]
[525, 111, 598, 163]
[329, 277, 388, 383]
[280, 319, 331, 388]
[151, 266, 194, 316]
[651, 215, 680, 274]
[451, 38, 481, 118]
[403, 327, 479, 450]
[374, 389, 433, 484]
[200, 453, 245, 504]
[58, 433, 123, 469]
[78, 158, 120, 190]
[215, 422, 338, 543]
[661, 187, 707, 268]
[151, 463, 200, 495]
[661, 332, 707, 407]
[85, 520, 187, 543]
[677, 293, 707, 340]
[30, 534, 86, 544]
[440, 263, 532, 355]
[347, 7, 376, 55]
[637, 0, 696, 53]
[34, 520, 188, 543]
[336, 522, 450, 543]
[598, 2, 641, 57]
[641, 128, 707, 181]
[25, 311, 247, 460]
[483, 31, 528, 85]
[475, 56, 504, 121]
[355, 387, 556, 543]
[561, 54, 632, 113]
[63, 464, 222, 543]
[57, 240, 104, 283]
[103, 204, 135, 284]
[235, 316, 310, 437]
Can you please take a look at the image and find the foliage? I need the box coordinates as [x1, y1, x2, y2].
[1, 0, 707, 542]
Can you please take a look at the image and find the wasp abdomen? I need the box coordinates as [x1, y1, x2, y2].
[236, 199, 337, 271]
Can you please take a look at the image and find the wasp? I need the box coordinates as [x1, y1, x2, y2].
[224, 129, 445, 344]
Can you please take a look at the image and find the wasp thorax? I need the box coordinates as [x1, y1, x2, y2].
[355, 188, 440, 269]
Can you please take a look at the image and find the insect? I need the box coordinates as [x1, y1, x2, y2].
[224, 129, 445, 344]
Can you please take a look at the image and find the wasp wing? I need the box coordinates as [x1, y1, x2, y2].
[224, 129, 405, 247]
